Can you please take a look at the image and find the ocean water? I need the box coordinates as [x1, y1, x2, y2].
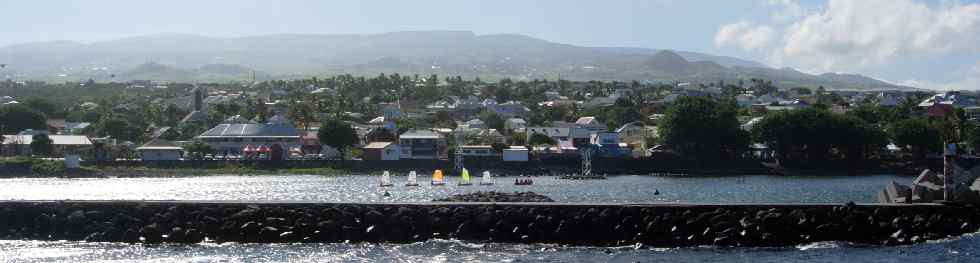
[0, 174, 911, 203]
[4, 174, 975, 262]
[0, 235, 977, 263]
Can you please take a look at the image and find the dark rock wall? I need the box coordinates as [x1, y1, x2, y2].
[0, 201, 977, 247]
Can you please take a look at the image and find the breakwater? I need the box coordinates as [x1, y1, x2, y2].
[0, 201, 977, 247]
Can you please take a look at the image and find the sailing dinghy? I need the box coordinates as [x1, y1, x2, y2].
[431, 170, 446, 186]
[405, 171, 420, 186]
[379, 170, 393, 187]
[458, 168, 473, 186]
[479, 170, 494, 185]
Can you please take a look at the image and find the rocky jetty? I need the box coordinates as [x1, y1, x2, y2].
[0, 201, 977, 247]
[433, 192, 555, 202]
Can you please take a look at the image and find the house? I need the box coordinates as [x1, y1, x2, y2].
[574, 116, 608, 132]
[2, 134, 92, 156]
[965, 107, 980, 121]
[379, 102, 402, 120]
[926, 103, 954, 117]
[918, 91, 977, 108]
[196, 114, 301, 157]
[526, 127, 570, 144]
[503, 146, 529, 162]
[136, 139, 184, 161]
[877, 92, 899, 107]
[398, 129, 446, 159]
[591, 132, 627, 158]
[616, 122, 656, 152]
[487, 101, 528, 118]
[362, 142, 400, 161]
[735, 94, 755, 107]
[300, 131, 340, 158]
[460, 145, 497, 157]
[475, 129, 505, 144]
[505, 118, 527, 133]
[460, 119, 487, 129]
[64, 122, 91, 135]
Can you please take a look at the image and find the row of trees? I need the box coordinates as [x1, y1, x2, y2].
[658, 96, 972, 163]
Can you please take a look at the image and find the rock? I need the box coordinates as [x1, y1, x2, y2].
[259, 226, 279, 242]
[138, 223, 162, 243]
[67, 210, 86, 225]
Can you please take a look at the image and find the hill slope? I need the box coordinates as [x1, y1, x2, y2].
[0, 31, 910, 90]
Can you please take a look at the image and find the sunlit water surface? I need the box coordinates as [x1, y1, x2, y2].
[0, 174, 911, 203]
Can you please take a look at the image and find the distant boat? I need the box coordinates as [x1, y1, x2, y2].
[405, 171, 419, 186]
[379, 171, 393, 187]
[479, 170, 494, 185]
[458, 168, 473, 186]
[431, 170, 446, 186]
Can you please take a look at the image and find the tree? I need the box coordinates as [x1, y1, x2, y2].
[96, 118, 139, 141]
[480, 111, 506, 131]
[753, 108, 886, 163]
[528, 133, 557, 146]
[184, 140, 214, 159]
[22, 97, 60, 118]
[491, 142, 508, 153]
[318, 119, 359, 160]
[509, 133, 527, 146]
[604, 98, 645, 128]
[0, 105, 48, 134]
[659, 96, 749, 160]
[30, 134, 54, 156]
[889, 118, 941, 159]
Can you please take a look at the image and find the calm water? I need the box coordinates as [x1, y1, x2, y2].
[4, 174, 977, 262]
[0, 174, 911, 203]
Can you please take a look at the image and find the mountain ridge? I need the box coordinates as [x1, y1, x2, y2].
[0, 31, 912, 90]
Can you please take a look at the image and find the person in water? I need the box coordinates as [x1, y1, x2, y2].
[383, 191, 391, 197]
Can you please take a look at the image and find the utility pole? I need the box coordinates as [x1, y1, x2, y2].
[943, 142, 956, 202]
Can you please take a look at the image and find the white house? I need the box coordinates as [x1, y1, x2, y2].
[136, 139, 183, 161]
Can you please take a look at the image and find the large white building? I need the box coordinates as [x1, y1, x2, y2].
[196, 115, 301, 156]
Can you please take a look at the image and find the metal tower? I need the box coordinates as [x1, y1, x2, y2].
[454, 129, 464, 173]
[581, 146, 594, 177]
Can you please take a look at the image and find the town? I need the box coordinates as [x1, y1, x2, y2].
[0, 75, 973, 175]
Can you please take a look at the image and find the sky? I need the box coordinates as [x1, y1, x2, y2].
[0, 0, 978, 90]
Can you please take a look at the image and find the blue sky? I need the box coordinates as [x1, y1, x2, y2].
[0, 0, 978, 89]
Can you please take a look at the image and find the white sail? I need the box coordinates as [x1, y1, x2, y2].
[380, 171, 393, 186]
[406, 171, 419, 186]
[481, 170, 494, 185]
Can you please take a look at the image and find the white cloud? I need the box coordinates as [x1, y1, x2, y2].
[714, 21, 774, 51]
[765, 0, 803, 22]
[772, 0, 980, 73]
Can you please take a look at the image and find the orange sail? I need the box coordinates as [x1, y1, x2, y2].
[432, 170, 445, 185]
